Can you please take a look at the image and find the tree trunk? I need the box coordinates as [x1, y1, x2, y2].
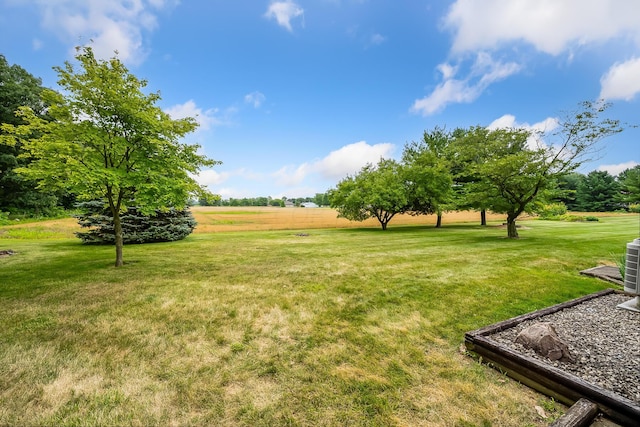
[113, 211, 124, 267]
[506, 213, 519, 238]
[480, 209, 487, 226]
[435, 213, 442, 228]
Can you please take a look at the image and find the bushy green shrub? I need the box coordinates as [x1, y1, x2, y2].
[535, 202, 568, 219]
[0, 211, 10, 226]
[629, 204, 640, 213]
[74, 201, 196, 244]
[541, 214, 600, 222]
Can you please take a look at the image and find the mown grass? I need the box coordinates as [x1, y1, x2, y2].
[0, 216, 637, 426]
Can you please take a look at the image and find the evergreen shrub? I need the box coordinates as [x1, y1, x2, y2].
[74, 201, 196, 244]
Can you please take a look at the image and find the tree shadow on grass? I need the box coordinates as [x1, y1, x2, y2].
[331, 222, 530, 242]
[0, 240, 135, 299]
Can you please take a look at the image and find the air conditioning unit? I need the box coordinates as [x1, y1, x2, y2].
[617, 238, 640, 312]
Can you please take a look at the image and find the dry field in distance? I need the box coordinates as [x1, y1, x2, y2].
[1, 207, 508, 240]
[191, 206, 510, 233]
[0, 207, 621, 238]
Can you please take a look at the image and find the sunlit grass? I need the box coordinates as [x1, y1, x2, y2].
[0, 215, 637, 426]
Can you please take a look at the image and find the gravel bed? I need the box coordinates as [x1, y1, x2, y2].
[490, 293, 640, 404]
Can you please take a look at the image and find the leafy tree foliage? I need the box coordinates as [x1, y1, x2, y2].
[1, 47, 218, 266]
[329, 156, 450, 230]
[555, 172, 585, 211]
[455, 127, 551, 238]
[534, 202, 568, 219]
[197, 192, 221, 206]
[75, 200, 196, 244]
[618, 165, 640, 206]
[314, 192, 330, 207]
[454, 102, 622, 238]
[329, 159, 409, 230]
[213, 195, 329, 207]
[402, 127, 455, 227]
[437, 126, 496, 226]
[0, 54, 62, 215]
[575, 170, 621, 212]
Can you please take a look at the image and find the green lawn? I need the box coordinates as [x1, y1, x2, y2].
[0, 216, 636, 426]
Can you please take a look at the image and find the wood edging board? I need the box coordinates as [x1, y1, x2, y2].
[464, 289, 640, 427]
[549, 398, 600, 427]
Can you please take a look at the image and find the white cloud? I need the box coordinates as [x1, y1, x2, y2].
[273, 163, 313, 186]
[164, 100, 227, 131]
[486, 114, 517, 130]
[437, 63, 457, 80]
[411, 53, 520, 115]
[487, 114, 559, 149]
[272, 141, 395, 186]
[597, 161, 639, 176]
[195, 169, 230, 186]
[194, 168, 265, 195]
[444, 0, 640, 55]
[264, 1, 304, 32]
[33, 0, 177, 65]
[487, 114, 558, 133]
[244, 91, 266, 108]
[369, 33, 386, 46]
[413, 0, 640, 114]
[32, 38, 43, 50]
[600, 58, 640, 101]
[315, 141, 395, 180]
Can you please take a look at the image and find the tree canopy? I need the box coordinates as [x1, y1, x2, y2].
[329, 154, 451, 230]
[402, 127, 455, 227]
[575, 170, 622, 212]
[451, 102, 623, 237]
[1, 47, 219, 266]
[618, 165, 640, 206]
[329, 159, 408, 230]
[0, 54, 61, 215]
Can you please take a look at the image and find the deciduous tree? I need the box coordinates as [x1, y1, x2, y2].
[456, 101, 623, 238]
[402, 127, 455, 227]
[0, 55, 60, 215]
[329, 158, 408, 230]
[1, 47, 218, 266]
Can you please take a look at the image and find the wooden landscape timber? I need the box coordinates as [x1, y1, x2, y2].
[549, 398, 599, 427]
[464, 289, 640, 426]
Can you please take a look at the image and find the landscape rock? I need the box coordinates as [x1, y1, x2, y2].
[515, 322, 576, 363]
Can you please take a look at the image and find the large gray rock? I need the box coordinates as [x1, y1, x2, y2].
[515, 322, 576, 363]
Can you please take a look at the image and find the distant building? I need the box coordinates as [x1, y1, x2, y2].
[300, 202, 319, 208]
[284, 200, 295, 208]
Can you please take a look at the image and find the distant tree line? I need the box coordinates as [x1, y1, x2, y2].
[198, 193, 330, 207]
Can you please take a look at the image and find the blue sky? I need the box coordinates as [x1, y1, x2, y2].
[1, 0, 639, 199]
